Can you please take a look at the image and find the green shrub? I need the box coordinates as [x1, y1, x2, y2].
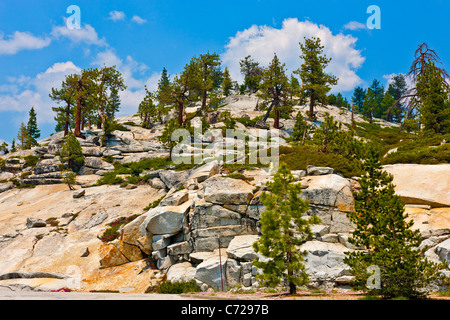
[280, 145, 364, 178]
[100, 214, 140, 243]
[226, 173, 254, 183]
[95, 172, 124, 186]
[24, 155, 39, 168]
[157, 280, 201, 294]
[143, 196, 165, 211]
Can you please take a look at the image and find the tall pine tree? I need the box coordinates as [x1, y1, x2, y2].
[26, 107, 40, 147]
[344, 146, 448, 299]
[295, 37, 338, 121]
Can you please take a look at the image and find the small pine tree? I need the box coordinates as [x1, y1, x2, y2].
[26, 107, 40, 147]
[158, 118, 181, 160]
[344, 146, 448, 299]
[253, 163, 321, 295]
[17, 122, 31, 150]
[60, 132, 85, 171]
[222, 67, 233, 97]
[11, 138, 17, 152]
[292, 112, 308, 143]
[62, 169, 77, 190]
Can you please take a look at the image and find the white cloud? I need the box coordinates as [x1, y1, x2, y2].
[222, 18, 365, 92]
[108, 11, 126, 22]
[0, 31, 51, 55]
[108, 10, 126, 21]
[0, 61, 81, 125]
[51, 22, 107, 47]
[131, 15, 147, 25]
[343, 21, 367, 31]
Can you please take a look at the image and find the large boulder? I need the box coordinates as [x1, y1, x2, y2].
[435, 238, 450, 267]
[300, 174, 354, 212]
[167, 262, 197, 282]
[186, 161, 219, 183]
[84, 157, 114, 170]
[226, 235, 259, 261]
[200, 176, 254, 205]
[300, 241, 352, 285]
[194, 256, 228, 290]
[383, 164, 450, 207]
[159, 170, 187, 189]
[140, 200, 192, 235]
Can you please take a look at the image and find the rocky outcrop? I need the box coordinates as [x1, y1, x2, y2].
[383, 164, 450, 207]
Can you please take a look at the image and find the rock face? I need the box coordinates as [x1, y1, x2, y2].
[141, 200, 192, 235]
[383, 164, 450, 207]
[201, 176, 254, 205]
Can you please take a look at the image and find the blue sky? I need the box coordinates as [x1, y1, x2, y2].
[0, 0, 449, 144]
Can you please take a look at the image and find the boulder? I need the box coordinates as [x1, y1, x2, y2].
[72, 189, 85, 199]
[201, 177, 254, 205]
[167, 241, 193, 256]
[140, 200, 192, 235]
[300, 241, 352, 283]
[98, 243, 129, 269]
[167, 262, 197, 282]
[150, 177, 166, 189]
[226, 235, 259, 261]
[159, 170, 187, 189]
[160, 189, 189, 206]
[383, 164, 450, 207]
[186, 161, 219, 183]
[81, 147, 104, 157]
[301, 174, 355, 212]
[33, 165, 60, 175]
[0, 182, 13, 194]
[84, 157, 114, 170]
[194, 257, 228, 290]
[26, 218, 46, 228]
[0, 172, 14, 181]
[306, 165, 334, 176]
[435, 238, 450, 267]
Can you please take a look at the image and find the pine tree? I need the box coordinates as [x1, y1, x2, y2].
[344, 146, 448, 299]
[362, 88, 376, 123]
[62, 169, 77, 190]
[17, 122, 31, 150]
[258, 54, 289, 129]
[416, 61, 450, 134]
[295, 37, 338, 121]
[221, 67, 233, 97]
[380, 92, 396, 122]
[196, 52, 222, 111]
[240, 55, 263, 95]
[60, 132, 85, 171]
[26, 107, 40, 147]
[351, 86, 366, 111]
[253, 163, 320, 295]
[11, 139, 16, 152]
[292, 111, 308, 143]
[156, 67, 172, 107]
[0, 142, 8, 155]
[158, 118, 181, 160]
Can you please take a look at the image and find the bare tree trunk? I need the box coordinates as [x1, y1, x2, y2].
[309, 91, 315, 121]
[274, 102, 280, 129]
[74, 91, 82, 138]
